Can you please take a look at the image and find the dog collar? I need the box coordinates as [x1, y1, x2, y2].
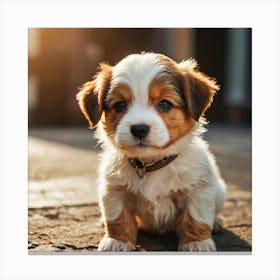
[128, 154, 178, 179]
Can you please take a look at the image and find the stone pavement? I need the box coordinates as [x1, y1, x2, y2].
[28, 124, 252, 252]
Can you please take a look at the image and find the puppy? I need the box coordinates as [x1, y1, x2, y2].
[77, 52, 226, 252]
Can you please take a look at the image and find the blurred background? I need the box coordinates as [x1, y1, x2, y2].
[28, 28, 251, 127]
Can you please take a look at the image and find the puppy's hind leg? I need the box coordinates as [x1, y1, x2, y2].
[177, 186, 216, 252]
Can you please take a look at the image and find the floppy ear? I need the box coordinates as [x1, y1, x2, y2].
[76, 63, 112, 128]
[178, 59, 220, 121]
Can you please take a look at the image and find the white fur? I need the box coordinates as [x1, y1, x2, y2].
[178, 238, 216, 252]
[111, 53, 164, 106]
[98, 237, 134, 252]
[98, 187, 124, 222]
[153, 198, 178, 233]
[114, 105, 170, 156]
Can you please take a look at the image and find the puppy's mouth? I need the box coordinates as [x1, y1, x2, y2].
[116, 137, 174, 152]
[114, 133, 171, 154]
[135, 140, 149, 148]
[134, 138, 165, 149]
[117, 138, 171, 158]
[126, 140, 164, 150]
[116, 138, 154, 149]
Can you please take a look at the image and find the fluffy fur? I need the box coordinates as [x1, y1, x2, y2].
[77, 52, 227, 252]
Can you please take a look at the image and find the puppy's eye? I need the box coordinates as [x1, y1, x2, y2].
[156, 100, 173, 113]
[113, 101, 128, 113]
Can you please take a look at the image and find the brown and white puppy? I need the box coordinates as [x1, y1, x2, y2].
[77, 52, 226, 251]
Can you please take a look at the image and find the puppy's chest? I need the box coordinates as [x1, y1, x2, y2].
[128, 168, 188, 201]
[128, 190, 186, 233]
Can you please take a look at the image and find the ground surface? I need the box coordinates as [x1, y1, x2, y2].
[28, 124, 252, 252]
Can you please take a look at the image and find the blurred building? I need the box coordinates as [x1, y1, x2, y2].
[28, 28, 251, 127]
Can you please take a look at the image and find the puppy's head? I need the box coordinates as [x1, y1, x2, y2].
[77, 53, 219, 157]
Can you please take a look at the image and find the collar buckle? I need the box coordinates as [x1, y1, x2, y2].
[128, 155, 178, 179]
[135, 165, 146, 179]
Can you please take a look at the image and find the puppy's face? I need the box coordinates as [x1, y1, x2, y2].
[77, 53, 219, 157]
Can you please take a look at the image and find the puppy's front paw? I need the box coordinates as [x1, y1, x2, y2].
[178, 238, 216, 252]
[98, 237, 135, 252]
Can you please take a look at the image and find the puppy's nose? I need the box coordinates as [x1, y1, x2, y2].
[130, 124, 150, 139]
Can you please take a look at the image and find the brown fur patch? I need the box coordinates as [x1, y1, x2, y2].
[177, 59, 219, 121]
[105, 207, 138, 246]
[76, 63, 112, 128]
[105, 83, 133, 106]
[149, 73, 185, 107]
[149, 69, 196, 148]
[161, 107, 195, 147]
[101, 83, 133, 137]
[177, 207, 212, 244]
[101, 186, 137, 246]
[186, 71, 219, 121]
[156, 53, 219, 121]
[101, 186, 160, 246]
[171, 189, 212, 243]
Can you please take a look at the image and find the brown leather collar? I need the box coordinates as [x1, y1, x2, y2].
[128, 154, 178, 179]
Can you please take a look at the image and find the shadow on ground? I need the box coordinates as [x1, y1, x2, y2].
[136, 229, 251, 252]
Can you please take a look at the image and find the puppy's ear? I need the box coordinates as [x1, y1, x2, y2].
[178, 59, 219, 121]
[76, 63, 112, 128]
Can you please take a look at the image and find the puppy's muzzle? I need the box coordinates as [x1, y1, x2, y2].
[130, 124, 150, 139]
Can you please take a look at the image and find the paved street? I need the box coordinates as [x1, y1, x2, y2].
[28, 124, 252, 252]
